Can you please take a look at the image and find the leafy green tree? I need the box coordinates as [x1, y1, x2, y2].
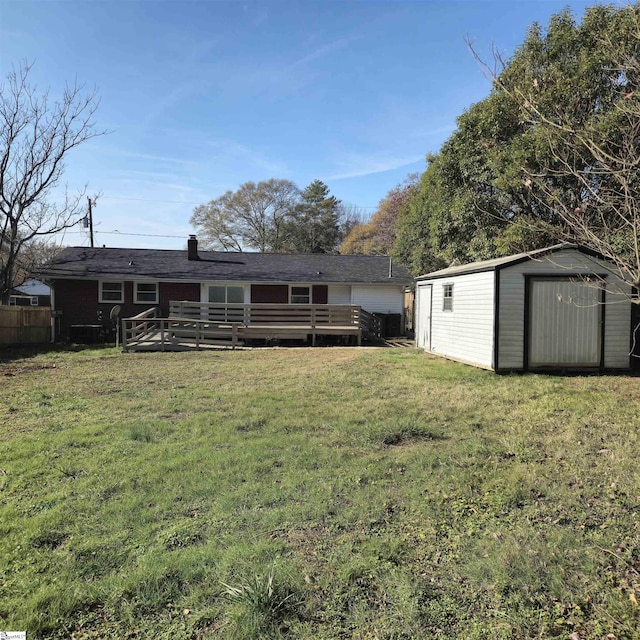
[284, 180, 341, 253]
[397, 4, 640, 283]
[489, 3, 640, 289]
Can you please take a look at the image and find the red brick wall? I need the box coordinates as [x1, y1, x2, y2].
[250, 284, 329, 304]
[52, 279, 200, 341]
[312, 285, 328, 304]
[251, 284, 288, 303]
[159, 283, 200, 316]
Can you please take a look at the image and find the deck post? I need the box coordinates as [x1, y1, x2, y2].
[122, 319, 128, 351]
[160, 320, 165, 352]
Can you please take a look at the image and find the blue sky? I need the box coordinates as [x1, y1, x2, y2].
[1, 0, 593, 250]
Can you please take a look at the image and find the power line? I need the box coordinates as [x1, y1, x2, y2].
[62, 230, 187, 238]
[99, 195, 379, 209]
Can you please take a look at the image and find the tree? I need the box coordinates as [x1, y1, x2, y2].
[341, 174, 419, 256]
[284, 180, 341, 253]
[0, 63, 104, 302]
[10, 238, 65, 287]
[398, 4, 640, 283]
[191, 179, 300, 252]
[479, 3, 640, 290]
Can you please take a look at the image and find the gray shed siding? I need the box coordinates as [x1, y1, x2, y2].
[497, 250, 631, 370]
[427, 270, 495, 368]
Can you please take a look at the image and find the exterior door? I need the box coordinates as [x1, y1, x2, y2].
[416, 284, 432, 350]
[528, 278, 602, 368]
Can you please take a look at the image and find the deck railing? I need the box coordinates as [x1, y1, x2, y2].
[122, 302, 382, 351]
[169, 301, 362, 327]
[122, 307, 159, 349]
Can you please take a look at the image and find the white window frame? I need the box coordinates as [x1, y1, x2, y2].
[99, 280, 124, 304]
[134, 281, 159, 304]
[207, 284, 246, 304]
[289, 285, 311, 304]
[30, 296, 39, 306]
[9, 296, 17, 306]
[443, 283, 453, 312]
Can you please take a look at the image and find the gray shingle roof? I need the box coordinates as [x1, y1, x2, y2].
[39, 247, 412, 285]
[415, 243, 599, 280]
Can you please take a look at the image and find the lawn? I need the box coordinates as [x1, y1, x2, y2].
[1, 346, 639, 639]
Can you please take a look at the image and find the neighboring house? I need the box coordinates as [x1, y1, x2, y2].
[38, 236, 411, 342]
[415, 244, 634, 372]
[9, 279, 52, 307]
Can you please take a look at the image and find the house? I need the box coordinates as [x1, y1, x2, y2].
[414, 244, 634, 372]
[9, 279, 52, 307]
[38, 236, 412, 345]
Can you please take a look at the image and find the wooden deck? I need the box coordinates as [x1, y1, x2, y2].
[122, 302, 382, 352]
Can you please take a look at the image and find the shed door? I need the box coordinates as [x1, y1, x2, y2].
[416, 284, 432, 350]
[528, 279, 602, 368]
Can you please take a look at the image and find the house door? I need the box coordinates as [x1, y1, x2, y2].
[416, 284, 432, 350]
[528, 278, 602, 368]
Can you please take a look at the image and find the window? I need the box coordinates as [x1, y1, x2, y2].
[9, 296, 17, 306]
[443, 284, 453, 312]
[99, 281, 124, 303]
[134, 281, 158, 304]
[30, 296, 39, 306]
[208, 285, 245, 304]
[290, 285, 311, 304]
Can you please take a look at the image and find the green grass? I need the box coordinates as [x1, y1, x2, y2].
[1, 345, 639, 639]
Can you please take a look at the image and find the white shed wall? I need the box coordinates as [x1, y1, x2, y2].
[351, 285, 404, 314]
[498, 250, 631, 370]
[422, 271, 495, 368]
[415, 283, 432, 350]
[328, 285, 351, 305]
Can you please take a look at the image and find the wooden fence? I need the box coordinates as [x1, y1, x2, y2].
[0, 305, 51, 345]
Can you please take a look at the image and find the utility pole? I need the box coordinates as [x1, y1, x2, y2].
[87, 196, 95, 247]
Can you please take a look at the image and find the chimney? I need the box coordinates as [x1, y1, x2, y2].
[188, 235, 199, 261]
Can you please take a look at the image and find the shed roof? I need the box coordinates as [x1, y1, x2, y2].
[38, 246, 412, 285]
[415, 244, 601, 280]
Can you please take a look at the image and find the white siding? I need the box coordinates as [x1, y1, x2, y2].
[420, 271, 495, 368]
[328, 285, 351, 305]
[351, 285, 404, 314]
[498, 250, 631, 370]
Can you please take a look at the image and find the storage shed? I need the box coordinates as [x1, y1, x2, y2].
[415, 244, 633, 372]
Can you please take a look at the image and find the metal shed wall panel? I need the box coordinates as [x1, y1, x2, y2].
[425, 270, 495, 368]
[498, 250, 631, 370]
[351, 285, 404, 314]
[529, 280, 600, 366]
[602, 285, 632, 368]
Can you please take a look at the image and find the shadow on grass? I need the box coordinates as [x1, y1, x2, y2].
[0, 342, 118, 364]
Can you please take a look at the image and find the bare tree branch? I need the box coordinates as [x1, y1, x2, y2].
[0, 62, 107, 301]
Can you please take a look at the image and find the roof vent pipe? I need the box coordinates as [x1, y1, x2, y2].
[188, 235, 199, 261]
